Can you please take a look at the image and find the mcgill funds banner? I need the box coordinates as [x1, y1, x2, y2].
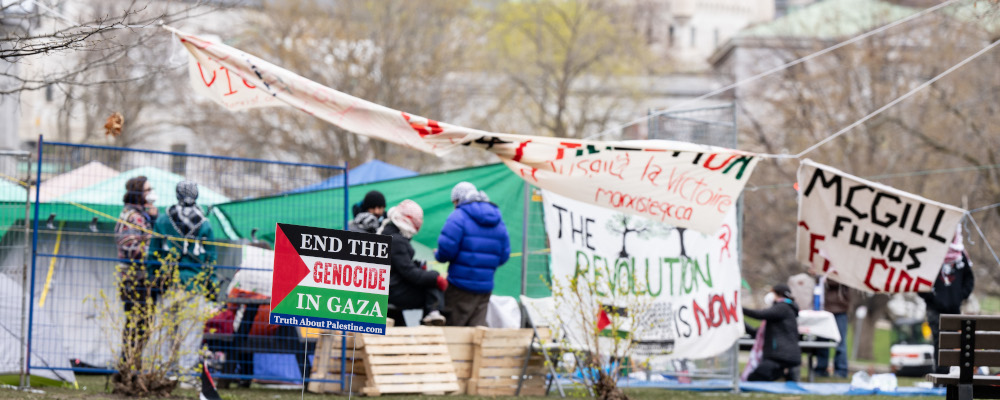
[542, 190, 743, 360]
[796, 160, 965, 293]
[170, 27, 758, 235]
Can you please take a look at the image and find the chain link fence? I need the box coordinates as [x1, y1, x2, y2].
[0, 150, 33, 387]
[15, 139, 349, 389]
[645, 103, 742, 390]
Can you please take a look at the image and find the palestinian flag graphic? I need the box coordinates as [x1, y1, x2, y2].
[270, 223, 391, 335]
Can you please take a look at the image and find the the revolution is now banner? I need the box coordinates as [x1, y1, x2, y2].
[270, 223, 391, 335]
[796, 160, 966, 293]
[542, 191, 743, 360]
[168, 27, 758, 235]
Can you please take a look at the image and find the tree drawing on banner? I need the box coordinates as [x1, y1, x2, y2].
[673, 227, 690, 259]
[605, 214, 670, 259]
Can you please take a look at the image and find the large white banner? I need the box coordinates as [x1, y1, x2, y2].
[796, 160, 966, 293]
[542, 190, 743, 360]
[169, 27, 758, 235]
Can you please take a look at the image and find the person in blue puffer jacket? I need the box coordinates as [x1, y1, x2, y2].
[435, 182, 511, 326]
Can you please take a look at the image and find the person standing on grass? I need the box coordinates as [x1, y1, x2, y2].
[145, 181, 218, 372]
[435, 182, 510, 327]
[814, 279, 850, 378]
[115, 176, 158, 369]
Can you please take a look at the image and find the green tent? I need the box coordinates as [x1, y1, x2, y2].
[0, 178, 26, 202]
[214, 163, 551, 297]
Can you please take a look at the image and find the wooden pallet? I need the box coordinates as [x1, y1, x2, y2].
[443, 327, 476, 394]
[307, 331, 366, 393]
[360, 326, 461, 396]
[469, 328, 547, 396]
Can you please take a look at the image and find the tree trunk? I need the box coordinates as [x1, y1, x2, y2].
[856, 294, 889, 361]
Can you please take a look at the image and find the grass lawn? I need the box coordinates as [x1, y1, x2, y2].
[0, 325, 922, 400]
[2, 374, 942, 400]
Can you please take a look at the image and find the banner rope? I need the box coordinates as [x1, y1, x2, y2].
[583, 0, 964, 140]
[967, 214, 1000, 269]
[746, 163, 1000, 191]
[781, 36, 1000, 160]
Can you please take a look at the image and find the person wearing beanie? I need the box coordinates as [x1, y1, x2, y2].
[144, 180, 218, 374]
[378, 200, 448, 326]
[435, 182, 510, 327]
[349, 190, 387, 234]
[742, 283, 802, 382]
[115, 176, 158, 369]
[146, 180, 217, 291]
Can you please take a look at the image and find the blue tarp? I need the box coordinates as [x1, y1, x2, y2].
[286, 160, 416, 194]
[608, 378, 946, 396]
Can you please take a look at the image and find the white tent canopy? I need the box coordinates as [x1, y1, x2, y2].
[29, 161, 119, 203]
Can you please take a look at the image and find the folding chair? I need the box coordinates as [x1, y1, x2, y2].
[516, 295, 569, 397]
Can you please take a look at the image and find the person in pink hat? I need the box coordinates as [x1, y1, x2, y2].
[379, 200, 448, 326]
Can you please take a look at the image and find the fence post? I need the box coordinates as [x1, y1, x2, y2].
[19, 153, 31, 389]
[521, 181, 528, 298]
[341, 161, 349, 393]
[731, 103, 743, 392]
[26, 136, 44, 387]
[730, 342, 740, 393]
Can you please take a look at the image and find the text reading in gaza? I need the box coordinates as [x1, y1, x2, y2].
[300, 234, 388, 258]
[313, 262, 386, 291]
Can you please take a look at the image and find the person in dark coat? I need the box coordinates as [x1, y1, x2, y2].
[919, 228, 974, 374]
[349, 190, 386, 234]
[379, 200, 448, 326]
[435, 182, 510, 327]
[743, 283, 802, 382]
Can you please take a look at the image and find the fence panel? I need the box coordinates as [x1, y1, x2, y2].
[524, 105, 741, 389]
[0, 151, 32, 387]
[27, 140, 349, 388]
[646, 104, 742, 389]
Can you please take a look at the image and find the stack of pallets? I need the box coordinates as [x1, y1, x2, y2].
[360, 326, 461, 396]
[468, 327, 547, 396]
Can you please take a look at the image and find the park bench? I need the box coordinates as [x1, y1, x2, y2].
[926, 314, 1000, 400]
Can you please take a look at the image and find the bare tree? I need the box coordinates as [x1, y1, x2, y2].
[178, 0, 481, 173]
[722, 3, 1000, 359]
[484, 0, 658, 139]
[0, 0, 220, 95]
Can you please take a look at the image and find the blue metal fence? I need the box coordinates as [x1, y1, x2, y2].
[22, 137, 352, 390]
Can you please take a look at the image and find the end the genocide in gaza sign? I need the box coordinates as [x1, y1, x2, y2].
[270, 223, 391, 335]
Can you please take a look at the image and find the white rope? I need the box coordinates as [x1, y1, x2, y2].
[969, 202, 1000, 214]
[583, 0, 964, 140]
[788, 36, 1000, 159]
[967, 214, 1000, 268]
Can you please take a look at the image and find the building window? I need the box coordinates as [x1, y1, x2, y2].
[668, 25, 675, 47]
[171, 143, 186, 174]
[690, 27, 697, 47]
